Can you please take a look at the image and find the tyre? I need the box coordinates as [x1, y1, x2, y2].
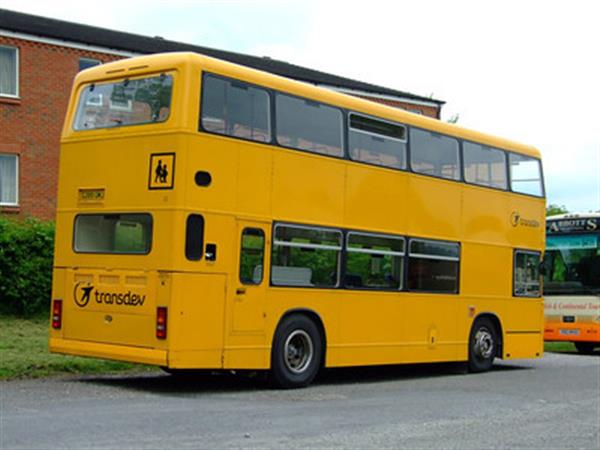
[468, 317, 498, 373]
[574, 342, 597, 354]
[270, 314, 323, 389]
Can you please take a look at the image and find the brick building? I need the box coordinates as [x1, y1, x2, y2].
[0, 8, 444, 220]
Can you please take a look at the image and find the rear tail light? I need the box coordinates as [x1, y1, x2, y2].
[52, 299, 63, 329]
[156, 306, 168, 339]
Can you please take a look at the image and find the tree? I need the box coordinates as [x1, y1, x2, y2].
[546, 204, 568, 216]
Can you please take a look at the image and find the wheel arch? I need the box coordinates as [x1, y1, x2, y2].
[472, 312, 504, 358]
[273, 308, 327, 367]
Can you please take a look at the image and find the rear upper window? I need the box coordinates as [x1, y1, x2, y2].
[73, 74, 173, 130]
[74, 214, 152, 254]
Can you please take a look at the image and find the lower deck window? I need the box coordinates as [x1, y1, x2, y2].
[74, 214, 152, 254]
[271, 224, 342, 287]
[345, 232, 404, 289]
[408, 239, 460, 293]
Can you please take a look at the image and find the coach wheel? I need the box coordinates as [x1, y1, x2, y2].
[574, 342, 596, 355]
[468, 317, 497, 373]
[271, 314, 322, 389]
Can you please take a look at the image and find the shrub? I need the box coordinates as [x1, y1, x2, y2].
[0, 216, 55, 316]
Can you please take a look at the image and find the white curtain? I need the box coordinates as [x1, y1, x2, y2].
[0, 46, 17, 96]
[0, 155, 17, 204]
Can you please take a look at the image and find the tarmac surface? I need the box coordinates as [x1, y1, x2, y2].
[2, 352, 599, 449]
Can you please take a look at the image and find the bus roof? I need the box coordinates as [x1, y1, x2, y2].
[75, 52, 541, 159]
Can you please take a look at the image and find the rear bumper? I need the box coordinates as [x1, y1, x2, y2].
[544, 323, 600, 343]
[50, 338, 167, 366]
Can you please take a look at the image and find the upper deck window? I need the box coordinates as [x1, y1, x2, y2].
[349, 113, 407, 170]
[275, 94, 343, 157]
[201, 74, 271, 142]
[73, 74, 173, 130]
[463, 142, 507, 189]
[410, 128, 460, 180]
[509, 153, 544, 197]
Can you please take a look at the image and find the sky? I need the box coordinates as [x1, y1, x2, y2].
[2, 0, 599, 212]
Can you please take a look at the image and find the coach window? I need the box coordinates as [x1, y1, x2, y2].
[349, 113, 407, 170]
[514, 250, 541, 297]
[201, 74, 271, 142]
[509, 153, 544, 197]
[463, 142, 508, 189]
[275, 94, 343, 157]
[345, 232, 405, 290]
[408, 239, 460, 293]
[271, 224, 342, 287]
[410, 128, 460, 180]
[0, 46, 18, 98]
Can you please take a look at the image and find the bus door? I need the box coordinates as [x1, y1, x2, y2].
[232, 221, 269, 333]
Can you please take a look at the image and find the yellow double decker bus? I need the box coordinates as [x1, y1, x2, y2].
[49, 52, 545, 388]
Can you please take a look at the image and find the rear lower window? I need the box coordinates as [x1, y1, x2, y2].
[74, 214, 152, 254]
[73, 74, 173, 130]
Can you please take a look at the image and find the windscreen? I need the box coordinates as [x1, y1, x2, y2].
[544, 234, 600, 294]
[73, 74, 173, 130]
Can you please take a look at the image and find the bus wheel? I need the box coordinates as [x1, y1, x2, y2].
[468, 317, 497, 373]
[270, 315, 322, 389]
[574, 342, 597, 354]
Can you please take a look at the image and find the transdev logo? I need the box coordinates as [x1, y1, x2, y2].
[73, 283, 146, 308]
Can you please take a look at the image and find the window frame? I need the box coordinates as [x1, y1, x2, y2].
[274, 92, 345, 159]
[508, 152, 545, 198]
[407, 238, 461, 294]
[0, 153, 19, 206]
[239, 227, 266, 285]
[513, 249, 542, 298]
[345, 231, 405, 291]
[348, 112, 408, 171]
[270, 222, 343, 288]
[72, 213, 153, 255]
[199, 72, 273, 145]
[408, 126, 462, 182]
[462, 140, 509, 191]
[0, 45, 19, 98]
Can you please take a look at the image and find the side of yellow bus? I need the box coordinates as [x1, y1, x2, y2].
[49, 53, 545, 386]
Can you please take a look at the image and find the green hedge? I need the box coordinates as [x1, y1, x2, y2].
[0, 217, 55, 316]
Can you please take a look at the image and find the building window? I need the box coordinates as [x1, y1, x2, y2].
[79, 58, 101, 71]
[0, 154, 18, 206]
[0, 46, 18, 97]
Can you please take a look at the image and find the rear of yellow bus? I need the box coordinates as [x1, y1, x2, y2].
[49, 53, 212, 368]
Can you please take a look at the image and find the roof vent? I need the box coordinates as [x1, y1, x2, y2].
[154, 36, 164, 40]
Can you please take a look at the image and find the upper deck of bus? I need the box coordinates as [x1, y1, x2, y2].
[61, 52, 541, 161]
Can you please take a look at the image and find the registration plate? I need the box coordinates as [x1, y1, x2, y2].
[559, 329, 580, 336]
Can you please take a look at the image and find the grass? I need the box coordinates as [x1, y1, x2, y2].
[543, 341, 578, 353]
[0, 314, 154, 380]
